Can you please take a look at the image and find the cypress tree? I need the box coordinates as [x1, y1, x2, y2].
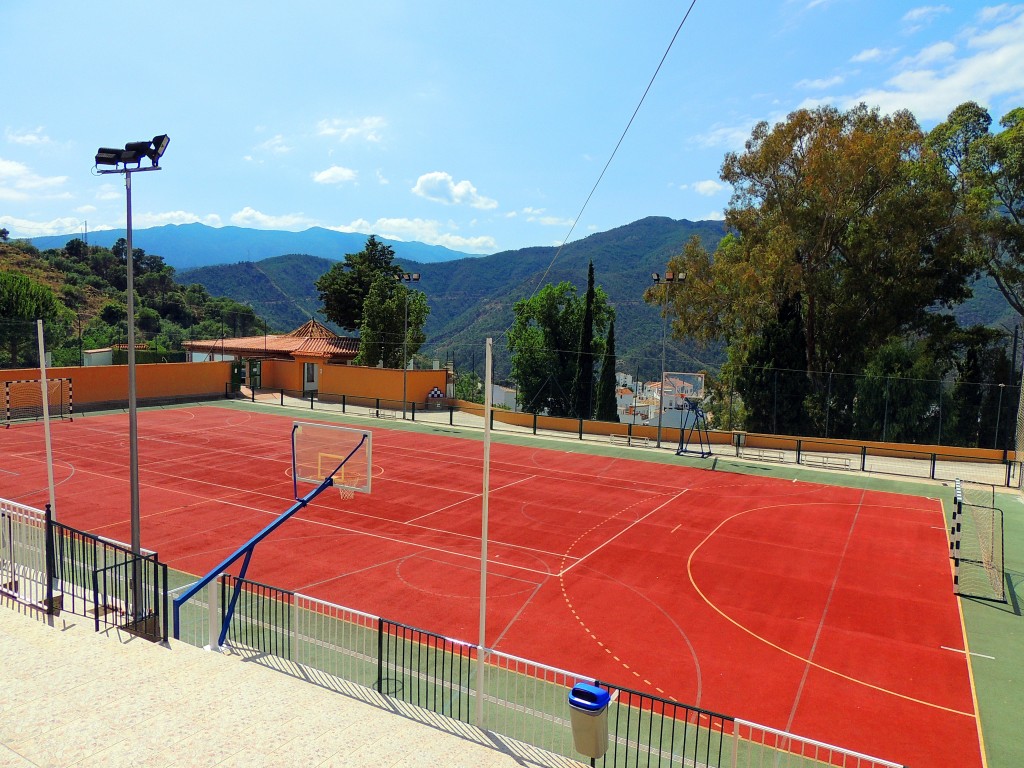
[594, 319, 618, 422]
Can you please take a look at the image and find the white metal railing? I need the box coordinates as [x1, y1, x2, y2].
[731, 719, 904, 768]
[0, 499, 48, 606]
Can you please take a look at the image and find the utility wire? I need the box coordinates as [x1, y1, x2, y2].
[528, 0, 700, 299]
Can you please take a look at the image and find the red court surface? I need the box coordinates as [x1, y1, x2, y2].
[0, 405, 982, 768]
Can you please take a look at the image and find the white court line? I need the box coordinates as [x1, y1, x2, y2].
[941, 645, 995, 660]
[558, 490, 688, 578]
[404, 475, 536, 523]
[671, 523, 681, 534]
[297, 515, 560, 578]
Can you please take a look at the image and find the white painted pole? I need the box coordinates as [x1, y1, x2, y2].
[476, 337, 493, 727]
[36, 320, 57, 519]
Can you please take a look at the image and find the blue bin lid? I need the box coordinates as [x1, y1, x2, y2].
[568, 682, 610, 711]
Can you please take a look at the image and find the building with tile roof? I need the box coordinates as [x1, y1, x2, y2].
[183, 319, 359, 364]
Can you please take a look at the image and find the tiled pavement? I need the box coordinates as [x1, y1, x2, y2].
[0, 601, 576, 768]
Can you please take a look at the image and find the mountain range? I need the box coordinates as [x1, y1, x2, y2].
[175, 217, 731, 379]
[30, 223, 470, 270]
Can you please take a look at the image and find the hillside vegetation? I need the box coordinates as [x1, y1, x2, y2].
[0, 238, 263, 367]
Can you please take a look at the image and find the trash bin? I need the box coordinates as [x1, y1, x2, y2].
[568, 682, 610, 760]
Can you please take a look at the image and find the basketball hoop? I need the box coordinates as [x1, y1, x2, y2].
[338, 485, 355, 501]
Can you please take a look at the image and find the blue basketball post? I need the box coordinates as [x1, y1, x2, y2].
[172, 433, 366, 644]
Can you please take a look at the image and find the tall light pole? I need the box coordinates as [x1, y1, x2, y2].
[651, 270, 682, 449]
[94, 135, 169, 621]
[397, 272, 420, 419]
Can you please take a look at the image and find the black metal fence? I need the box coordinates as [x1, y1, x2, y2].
[51, 519, 169, 641]
[220, 573, 294, 657]
[597, 681, 731, 768]
[377, 618, 475, 722]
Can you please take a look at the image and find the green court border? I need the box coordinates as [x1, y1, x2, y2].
[121, 399, 1024, 766]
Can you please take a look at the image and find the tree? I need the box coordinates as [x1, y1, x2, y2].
[507, 279, 613, 417]
[571, 261, 597, 418]
[0, 271, 72, 367]
[594, 319, 618, 422]
[657, 104, 973, 435]
[931, 102, 1024, 318]
[315, 235, 403, 331]
[454, 370, 484, 403]
[730, 294, 812, 435]
[851, 338, 944, 443]
[0, 228, 9, 242]
[353, 274, 429, 368]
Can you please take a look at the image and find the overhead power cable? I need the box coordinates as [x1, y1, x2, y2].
[527, 0, 700, 301]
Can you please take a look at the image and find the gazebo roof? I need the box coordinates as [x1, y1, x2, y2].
[283, 318, 337, 339]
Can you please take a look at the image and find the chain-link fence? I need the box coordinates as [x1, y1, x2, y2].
[436, 341, 1020, 452]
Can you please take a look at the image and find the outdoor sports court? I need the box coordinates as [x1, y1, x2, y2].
[0, 404, 983, 768]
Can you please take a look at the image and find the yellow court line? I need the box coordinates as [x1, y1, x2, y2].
[954, 564, 990, 767]
[686, 505, 976, 718]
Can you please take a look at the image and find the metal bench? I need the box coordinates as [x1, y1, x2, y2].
[738, 447, 786, 462]
[802, 454, 852, 470]
[608, 434, 650, 448]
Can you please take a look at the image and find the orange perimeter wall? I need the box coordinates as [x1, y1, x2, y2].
[320, 365, 447, 405]
[0, 362, 231, 406]
[257, 360, 448, 407]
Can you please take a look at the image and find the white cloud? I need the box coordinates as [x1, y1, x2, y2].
[850, 47, 886, 63]
[0, 215, 82, 238]
[133, 211, 223, 228]
[255, 134, 292, 154]
[905, 41, 956, 65]
[523, 210, 574, 227]
[312, 165, 358, 184]
[376, 169, 389, 185]
[0, 157, 68, 201]
[317, 117, 386, 142]
[95, 183, 122, 202]
[702, 209, 726, 221]
[411, 171, 498, 209]
[692, 179, 726, 196]
[230, 206, 314, 230]
[796, 75, 844, 89]
[5, 127, 52, 147]
[979, 5, 1020, 24]
[842, 7, 1024, 120]
[693, 121, 758, 150]
[903, 5, 951, 24]
[329, 216, 496, 253]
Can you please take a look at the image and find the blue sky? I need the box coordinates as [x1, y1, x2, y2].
[2, 2, 1022, 255]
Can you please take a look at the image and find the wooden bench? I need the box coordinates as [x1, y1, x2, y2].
[608, 434, 650, 448]
[802, 453, 852, 470]
[738, 447, 786, 462]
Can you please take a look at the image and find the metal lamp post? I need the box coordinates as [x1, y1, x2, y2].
[94, 135, 169, 620]
[651, 270, 682, 449]
[397, 272, 420, 419]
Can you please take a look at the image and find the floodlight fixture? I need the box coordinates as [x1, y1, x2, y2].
[93, 134, 170, 172]
[95, 147, 122, 166]
[148, 134, 170, 164]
